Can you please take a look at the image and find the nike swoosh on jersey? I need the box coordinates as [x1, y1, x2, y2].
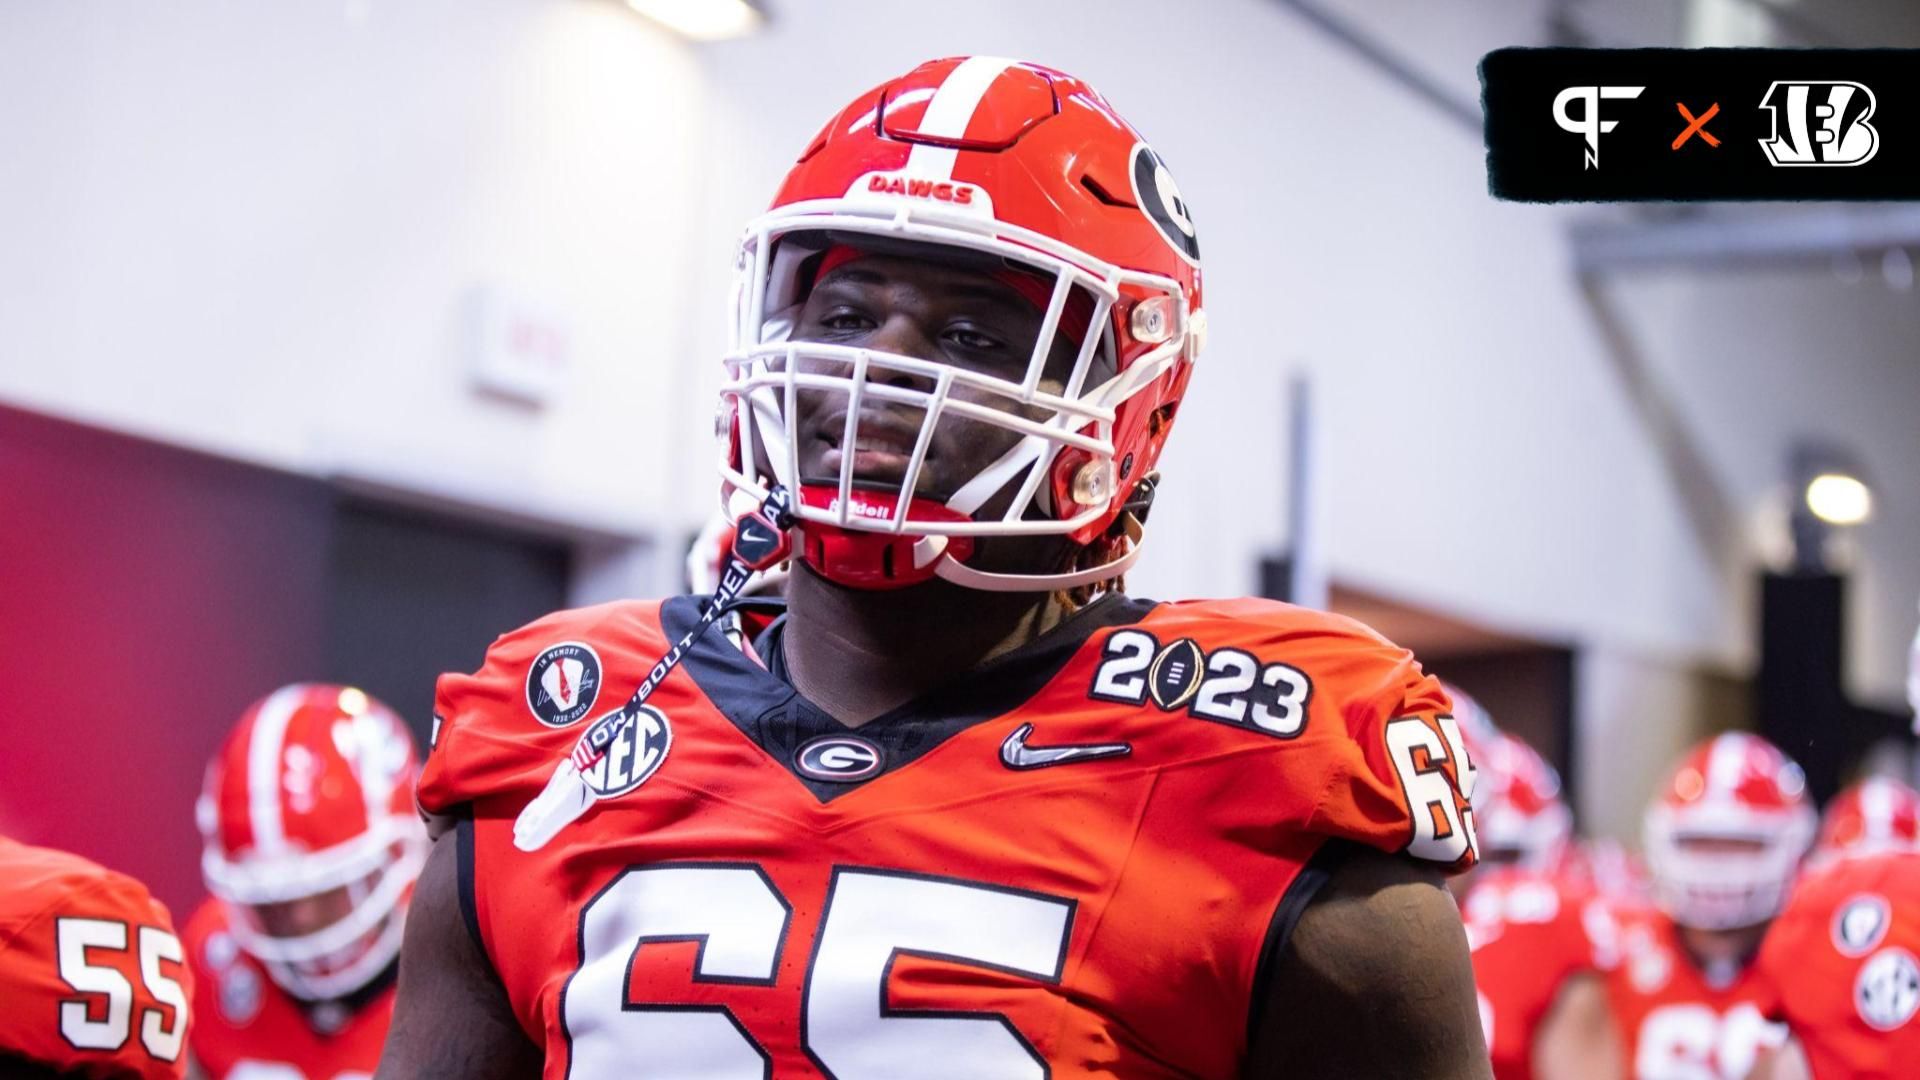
[999, 723, 1132, 771]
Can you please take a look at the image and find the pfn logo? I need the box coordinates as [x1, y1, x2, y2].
[1553, 85, 1645, 169]
[1758, 81, 1879, 166]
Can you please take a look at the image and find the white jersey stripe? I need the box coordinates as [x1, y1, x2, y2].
[903, 55, 1017, 181]
[245, 684, 306, 854]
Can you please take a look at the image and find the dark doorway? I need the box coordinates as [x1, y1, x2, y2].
[322, 498, 574, 749]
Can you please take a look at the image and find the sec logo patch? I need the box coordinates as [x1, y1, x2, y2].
[579, 705, 672, 798]
[526, 642, 601, 728]
[1856, 947, 1920, 1031]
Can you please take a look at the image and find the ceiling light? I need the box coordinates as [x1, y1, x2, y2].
[624, 0, 763, 41]
[1805, 472, 1872, 526]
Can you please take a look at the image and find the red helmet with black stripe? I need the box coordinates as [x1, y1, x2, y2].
[196, 683, 426, 1000]
[719, 56, 1205, 592]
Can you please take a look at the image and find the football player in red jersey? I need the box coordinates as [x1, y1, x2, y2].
[1744, 616, 1920, 1080]
[1744, 849, 1920, 1080]
[1455, 725, 1620, 1080]
[186, 684, 426, 1080]
[1605, 733, 1813, 1080]
[377, 56, 1487, 1079]
[0, 835, 191, 1079]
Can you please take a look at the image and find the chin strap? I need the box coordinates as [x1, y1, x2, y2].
[514, 486, 795, 852]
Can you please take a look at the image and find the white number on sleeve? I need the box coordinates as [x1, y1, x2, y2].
[1386, 716, 1478, 863]
[137, 927, 187, 1060]
[57, 918, 133, 1051]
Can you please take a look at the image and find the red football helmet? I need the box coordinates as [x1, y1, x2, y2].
[718, 56, 1204, 592]
[1811, 776, 1920, 865]
[197, 684, 426, 1001]
[1642, 732, 1815, 931]
[1468, 730, 1573, 872]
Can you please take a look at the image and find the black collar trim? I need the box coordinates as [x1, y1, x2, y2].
[662, 591, 1157, 802]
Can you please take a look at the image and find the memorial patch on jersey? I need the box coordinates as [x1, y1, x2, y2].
[578, 704, 671, 798]
[794, 735, 885, 782]
[525, 641, 602, 727]
[1833, 893, 1892, 957]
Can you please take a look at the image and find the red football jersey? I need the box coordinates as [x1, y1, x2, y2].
[1604, 909, 1782, 1080]
[418, 594, 1478, 1078]
[0, 834, 191, 1079]
[1464, 867, 1616, 1080]
[182, 900, 393, 1080]
[1752, 851, 1920, 1079]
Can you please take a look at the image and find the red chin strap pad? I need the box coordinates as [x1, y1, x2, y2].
[794, 486, 976, 590]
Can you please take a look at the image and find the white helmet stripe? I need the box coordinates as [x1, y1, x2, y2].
[245, 684, 306, 855]
[903, 56, 1017, 181]
[1703, 732, 1749, 803]
[1864, 779, 1896, 840]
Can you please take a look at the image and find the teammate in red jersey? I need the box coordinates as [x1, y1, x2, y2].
[0, 834, 191, 1079]
[1804, 775, 1920, 873]
[186, 684, 426, 1080]
[1604, 733, 1813, 1080]
[1454, 726, 1619, 1080]
[377, 56, 1487, 1079]
[1745, 616, 1920, 1080]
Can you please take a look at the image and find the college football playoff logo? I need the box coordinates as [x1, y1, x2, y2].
[1758, 81, 1879, 166]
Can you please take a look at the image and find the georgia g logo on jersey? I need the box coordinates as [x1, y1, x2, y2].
[1758, 81, 1879, 167]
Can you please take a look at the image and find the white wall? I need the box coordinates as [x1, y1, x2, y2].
[0, 0, 707, 547]
[3, 0, 1915, 833]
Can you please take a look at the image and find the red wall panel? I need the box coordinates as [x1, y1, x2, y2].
[0, 405, 331, 914]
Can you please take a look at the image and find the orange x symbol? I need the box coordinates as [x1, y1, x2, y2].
[1673, 102, 1721, 149]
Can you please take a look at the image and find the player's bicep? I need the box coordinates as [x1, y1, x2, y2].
[1245, 845, 1490, 1079]
[375, 828, 540, 1080]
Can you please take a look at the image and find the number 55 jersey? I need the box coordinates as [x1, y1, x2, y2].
[417, 594, 1478, 1078]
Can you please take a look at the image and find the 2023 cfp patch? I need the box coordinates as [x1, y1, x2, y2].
[526, 641, 601, 727]
[1483, 48, 1920, 201]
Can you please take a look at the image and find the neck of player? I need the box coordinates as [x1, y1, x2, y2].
[780, 562, 1071, 728]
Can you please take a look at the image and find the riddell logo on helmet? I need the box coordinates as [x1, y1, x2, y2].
[866, 174, 976, 204]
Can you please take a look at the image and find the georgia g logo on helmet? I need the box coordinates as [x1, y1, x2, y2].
[1130, 144, 1201, 266]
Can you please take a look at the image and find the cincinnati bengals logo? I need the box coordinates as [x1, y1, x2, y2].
[1758, 81, 1879, 167]
[526, 642, 602, 728]
[1129, 143, 1200, 267]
